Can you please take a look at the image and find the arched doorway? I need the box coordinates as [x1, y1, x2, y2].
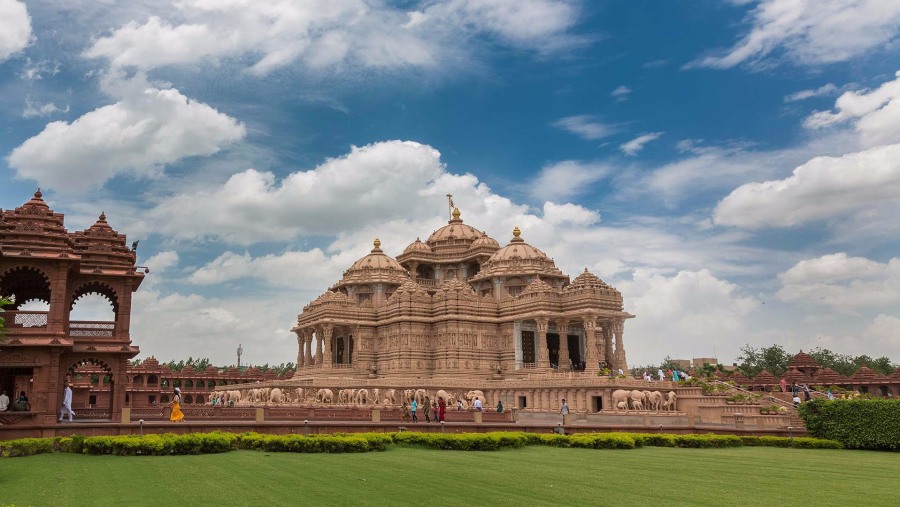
[64, 358, 115, 421]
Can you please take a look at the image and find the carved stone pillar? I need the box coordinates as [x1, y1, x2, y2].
[536, 318, 550, 369]
[612, 319, 628, 372]
[604, 325, 614, 367]
[315, 331, 323, 366]
[556, 319, 570, 370]
[304, 334, 313, 367]
[295, 331, 305, 369]
[582, 316, 599, 370]
[321, 324, 334, 368]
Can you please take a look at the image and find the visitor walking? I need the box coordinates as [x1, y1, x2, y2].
[497, 400, 503, 413]
[780, 377, 787, 392]
[803, 384, 811, 402]
[474, 398, 483, 412]
[561, 398, 569, 423]
[658, 368, 664, 381]
[673, 370, 680, 381]
[169, 387, 185, 422]
[401, 402, 411, 422]
[0, 390, 9, 411]
[58, 381, 75, 423]
[791, 381, 799, 396]
[438, 397, 446, 422]
[457, 399, 463, 411]
[827, 389, 834, 401]
[411, 399, 418, 422]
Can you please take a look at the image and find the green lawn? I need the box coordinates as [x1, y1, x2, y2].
[1, 446, 897, 506]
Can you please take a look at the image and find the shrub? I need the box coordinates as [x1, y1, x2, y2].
[0, 437, 55, 458]
[799, 399, 900, 450]
[82, 433, 236, 456]
[569, 434, 635, 450]
[674, 434, 742, 448]
[790, 437, 843, 449]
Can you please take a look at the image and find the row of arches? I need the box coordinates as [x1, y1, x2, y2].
[0, 266, 120, 323]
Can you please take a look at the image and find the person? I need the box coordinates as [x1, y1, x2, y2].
[438, 397, 446, 422]
[561, 398, 569, 423]
[401, 402, 411, 422]
[617, 368, 624, 376]
[658, 368, 664, 381]
[59, 382, 75, 423]
[497, 400, 503, 413]
[457, 399, 463, 411]
[780, 377, 787, 392]
[791, 381, 799, 396]
[792, 394, 801, 407]
[673, 370, 680, 381]
[424, 401, 432, 423]
[803, 384, 811, 401]
[411, 399, 418, 422]
[13, 391, 29, 411]
[0, 390, 9, 412]
[827, 389, 834, 401]
[473, 398, 482, 412]
[169, 387, 185, 422]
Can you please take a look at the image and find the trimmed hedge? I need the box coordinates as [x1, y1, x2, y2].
[0, 431, 844, 457]
[799, 399, 900, 451]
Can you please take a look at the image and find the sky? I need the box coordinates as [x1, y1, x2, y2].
[2, 0, 900, 368]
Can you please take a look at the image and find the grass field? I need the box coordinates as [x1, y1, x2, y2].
[1, 446, 897, 506]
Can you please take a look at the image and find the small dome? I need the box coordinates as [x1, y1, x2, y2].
[349, 239, 406, 271]
[403, 237, 432, 254]
[333, 239, 409, 289]
[470, 232, 500, 249]
[486, 227, 552, 263]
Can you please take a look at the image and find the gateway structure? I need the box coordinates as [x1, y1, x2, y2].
[293, 208, 632, 380]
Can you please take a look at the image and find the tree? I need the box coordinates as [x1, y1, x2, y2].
[736, 344, 790, 378]
[0, 294, 14, 343]
[808, 347, 896, 376]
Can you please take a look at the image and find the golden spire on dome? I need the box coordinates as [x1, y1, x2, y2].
[513, 226, 521, 238]
[452, 207, 461, 219]
[373, 238, 381, 249]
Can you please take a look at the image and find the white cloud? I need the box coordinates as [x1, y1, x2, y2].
[551, 115, 618, 140]
[20, 59, 60, 81]
[528, 160, 612, 201]
[689, 0, 900, 68]
[777, 254, 900, 310]
[713, 143, 900, 229]
[0, 0, 31, 61]
[22, 99, 69, 118]
[189, 249, 339, 289]
[143, 250, 180, 273]
[784, 83, 838, 102]
[620, 132, 663, 156]
[7, 74, 246, 193]
[619, 269, 759, 365]
[805, 71, 900, 148]
[611, 85, 631, 100]
[84, 0, 580, 76]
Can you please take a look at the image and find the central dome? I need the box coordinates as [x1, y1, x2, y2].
[333, 239, 409, 289]
[349, 238, 406, 271]
[426, 208, 489, 248]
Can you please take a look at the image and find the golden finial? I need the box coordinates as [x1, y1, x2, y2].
[373, 238, 381, 249]
[452, 207, 461, 219]
[512, 226, 521, 238]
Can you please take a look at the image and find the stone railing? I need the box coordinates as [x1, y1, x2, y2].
[7, 311, 48, 328]
[76, 408, 112, 419]
[69, 320, 115, 337]
[416, 278, 437, 287]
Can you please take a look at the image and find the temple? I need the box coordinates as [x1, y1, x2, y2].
[0, 191, 143, 425]
[292, 208, 633, 379]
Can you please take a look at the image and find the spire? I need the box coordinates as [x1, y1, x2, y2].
[511, 226, 524, 243]
[372, 238, 382, 252]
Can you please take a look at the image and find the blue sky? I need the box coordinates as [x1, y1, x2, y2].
[2, 0, 900, 367]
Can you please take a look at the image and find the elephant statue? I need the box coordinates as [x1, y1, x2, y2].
[403, 389, 415, 404]
[295, 388, 305, 404]
[435, 390, 453, 404]
[338, 389, 351, 404]
[663, 391, 677, 411]
[414, 389, 428, 407]
[649, 391, 664, 411]
[355, 389, 369, 405]
[372, 388, 381, 405]
[612, 389, 630, 412]
[383, 389, 397, 406]
[269, 388, 284, 404]
[317, 388, 334, 404]
[616, 401, 628, 411]
[465, 390, 486, 405]
[630, 390, 646, 410]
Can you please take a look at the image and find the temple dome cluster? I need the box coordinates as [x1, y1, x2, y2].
[293, 206, 633, 379]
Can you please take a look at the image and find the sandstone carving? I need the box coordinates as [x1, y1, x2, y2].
[317, 388, 334, 404]
[612, 389, 630, 412]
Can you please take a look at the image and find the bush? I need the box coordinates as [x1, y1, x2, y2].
[82, 432, 236, 456]
[0, 438, 55, 458]
[569, 434, 635, 449]
[236, 433, 372, 453]
[790, 437, 843, 449]
[799, 399, 900, 450]
[674, 434, 742, 448]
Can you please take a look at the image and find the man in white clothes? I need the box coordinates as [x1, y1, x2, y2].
[59, 382, 75, 422]
[657, 369, 664, 381]
[0, 390, 9, 411]
[473, 398, 482, 412]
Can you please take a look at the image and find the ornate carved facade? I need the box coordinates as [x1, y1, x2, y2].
[0, 191, 143, 424]
[293, 209, 633, 379]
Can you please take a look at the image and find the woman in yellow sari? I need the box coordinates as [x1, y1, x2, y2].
[169, 387, 185, 422]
